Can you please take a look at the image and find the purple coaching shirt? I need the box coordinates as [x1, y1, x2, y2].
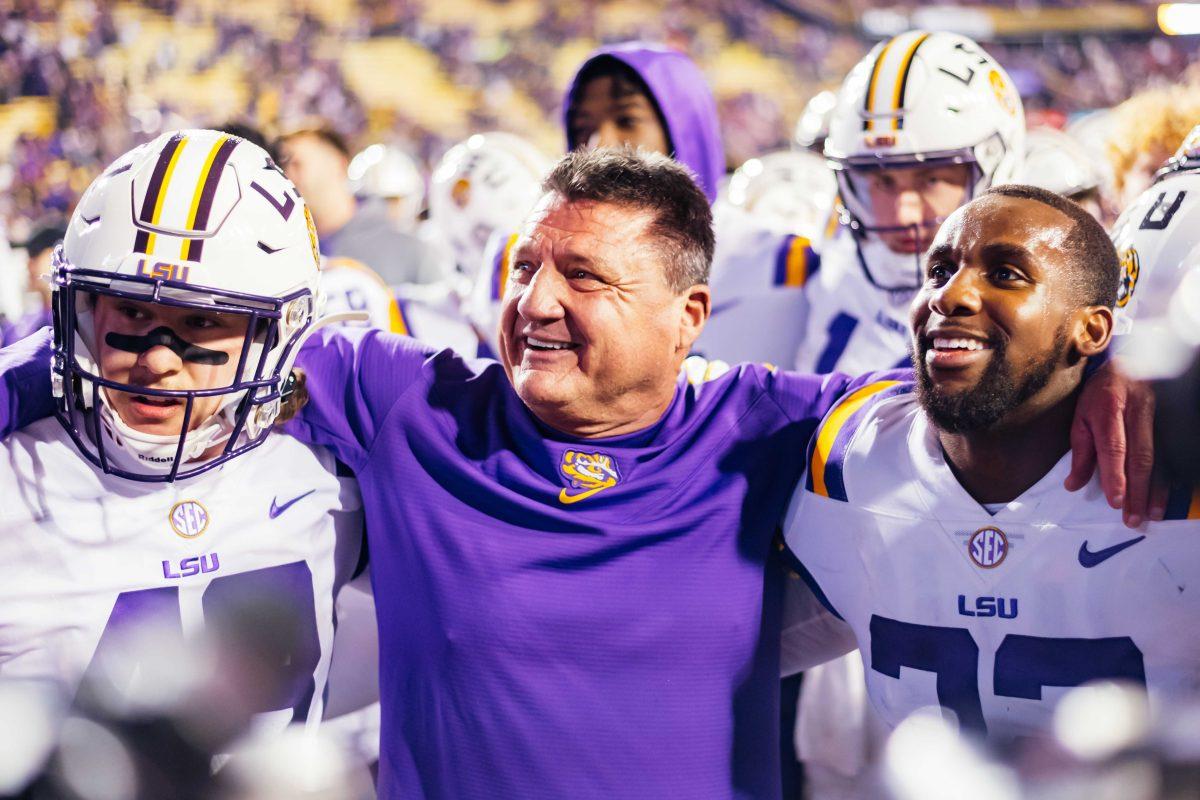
[0, 328, 882, 799]
[288, 328, 878, 800]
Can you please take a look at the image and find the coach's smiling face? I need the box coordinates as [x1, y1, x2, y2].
[500, 193, 709, 438]
[909, 193, 1112, 433]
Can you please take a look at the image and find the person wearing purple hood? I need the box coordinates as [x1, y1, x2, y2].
[0, 148, 1153, 799]
[477, 40, 814, 369]
[563, 41, 725, 203]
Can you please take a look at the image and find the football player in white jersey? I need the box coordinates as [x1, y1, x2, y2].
[783, 185, 1199, 746]
[753, 32, 1026, 796]
[795, 30, 1025, 376]
[0, 130, 365, 740]
[428, 132, 552, 357]
[1111, 125, 1200, 486]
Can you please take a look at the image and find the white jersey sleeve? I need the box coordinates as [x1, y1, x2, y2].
[782, 383, 1200, 741]
[792, 233, 915, 375]
[780, 572, 858, 675]
[695, 208, 818, 366]
[0, 419, 366, 734]
[322, 255, 484, 356]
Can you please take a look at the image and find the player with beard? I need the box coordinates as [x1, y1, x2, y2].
[781, 184, 1200, 744]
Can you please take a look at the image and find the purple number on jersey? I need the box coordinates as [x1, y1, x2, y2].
[82, 562, 320, 719]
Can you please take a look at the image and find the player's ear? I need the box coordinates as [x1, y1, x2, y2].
[676, 283, 711, 353]
[1072, 305, 1114, 359]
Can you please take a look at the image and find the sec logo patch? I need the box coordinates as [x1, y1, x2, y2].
[169, 500, 210, 539]
[968, 526, 1008, 568]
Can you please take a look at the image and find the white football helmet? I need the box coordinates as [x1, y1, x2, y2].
[825, 30, 1025, 291]
[348, 144, 425, 232]
[428, 132, 551, 273]
[724, 150, 837, 238]
[793, 90, 837, 152]
[1111, 124, 1200, 379]
[1023, 127, 1105, 199]
[53, 129, 325, 482]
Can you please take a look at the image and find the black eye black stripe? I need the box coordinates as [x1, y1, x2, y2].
[105, 326, 229, 365]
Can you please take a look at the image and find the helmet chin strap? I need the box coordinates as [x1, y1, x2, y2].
[93, 380, 252, 475]
[853, 233, 925, 295]
[72, 300, 367, 476]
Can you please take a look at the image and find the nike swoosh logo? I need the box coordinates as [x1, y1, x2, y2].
[557, 479, 617, 505]
[269, 489, 316, 519]
[1078, 536, 1146, 568]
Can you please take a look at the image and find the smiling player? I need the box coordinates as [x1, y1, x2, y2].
[782, 185, 1200, 740]
[0, 130, 365, 738]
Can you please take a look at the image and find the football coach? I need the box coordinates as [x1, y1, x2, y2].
[0, 148, 1155, 799]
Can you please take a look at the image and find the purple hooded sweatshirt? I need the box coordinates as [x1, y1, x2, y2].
[564, 42, 725, 203]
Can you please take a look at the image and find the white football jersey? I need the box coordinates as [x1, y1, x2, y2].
[694, 206, 820, 366]
[783, 382, 1200, 740]
[791, 233, 916, 375]
[323, 256, 482, 355]
[0, 418, 365, 731]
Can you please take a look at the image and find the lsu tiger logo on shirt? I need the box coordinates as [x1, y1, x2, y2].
[558, 450, 621, 505]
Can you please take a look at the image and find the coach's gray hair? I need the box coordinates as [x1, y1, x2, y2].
[541, 148, 714, 292]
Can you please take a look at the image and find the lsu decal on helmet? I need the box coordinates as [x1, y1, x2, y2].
[824, 30, 1025, 291]
[428, 132, 552, 273]
[52, 129, 325, 482]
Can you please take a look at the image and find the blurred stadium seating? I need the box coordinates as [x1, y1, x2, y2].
[0, 0, 1195, 242]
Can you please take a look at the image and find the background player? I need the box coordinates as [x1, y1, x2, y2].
[783, 186, 1198, 750]
[0, 130, 367, 760]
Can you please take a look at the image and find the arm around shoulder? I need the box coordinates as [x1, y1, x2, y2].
[0, 327, 55, 437]
[285, 326, 434, 468]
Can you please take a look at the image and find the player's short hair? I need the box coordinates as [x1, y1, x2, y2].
[984, 184, 1120, 308]
[542, 147, 713, 292]
[277, 126, 351, 161]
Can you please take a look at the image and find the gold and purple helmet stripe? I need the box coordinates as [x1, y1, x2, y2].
[862, 31, 931, 132]
[862, 37, 896, 132]
[806, 380, 910, 501]
[492, 232, 519, 300]
[182, 135, 240, 262]
[134, 132, 188, 254]
[772, 234, 819, 288]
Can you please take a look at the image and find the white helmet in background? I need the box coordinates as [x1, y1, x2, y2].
[428, 132, 552, 273]
[1023, 127, 1105, 199]
[794, 90, 838, 152]
[53, 129, 324, 482]
[348, 144, 425, 232]
[1111, 125, 1200, 380]
[724, 150, 837, 238]
[825, 30, 1025, 291]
